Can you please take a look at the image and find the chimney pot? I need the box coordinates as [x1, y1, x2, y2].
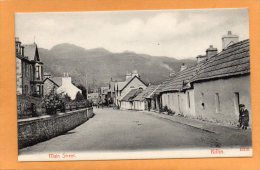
[222, 31, 239, 49]
[206, 45, 218, 58]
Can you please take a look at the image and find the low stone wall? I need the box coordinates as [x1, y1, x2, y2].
[18, 107, 94, 149]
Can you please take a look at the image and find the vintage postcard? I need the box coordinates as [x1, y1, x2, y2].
[15, 8, 252, 161]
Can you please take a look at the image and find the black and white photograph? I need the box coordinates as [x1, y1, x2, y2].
[15, 8, 251, 161]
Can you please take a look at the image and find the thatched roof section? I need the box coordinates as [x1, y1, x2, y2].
[192, 39, 250, 82]
[133, 85, 157, 101]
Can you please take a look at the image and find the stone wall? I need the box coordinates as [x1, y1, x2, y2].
[18, 107, 94, 149]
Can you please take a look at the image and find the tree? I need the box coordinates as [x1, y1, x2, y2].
[75, 91, 84, 101]
[72, 83, 87, 99]
[43, 87, 65, 115]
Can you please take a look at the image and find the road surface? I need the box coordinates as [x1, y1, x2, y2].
[20, 108, 225, 154]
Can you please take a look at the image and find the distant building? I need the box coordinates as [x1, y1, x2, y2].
[15, 37, 44, 97]
[132, 85, 158, 111]
[100, 86, 109, 103]
[112, 70, 147, 108]
[56, 73, 82, 100]
[87, 92, 100, 105]
[120, 89, 143, 110]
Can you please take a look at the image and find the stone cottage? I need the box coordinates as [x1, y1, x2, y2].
[191, 34, 250, 125]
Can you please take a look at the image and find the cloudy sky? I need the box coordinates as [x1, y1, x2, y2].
[15, 8, 249, 59]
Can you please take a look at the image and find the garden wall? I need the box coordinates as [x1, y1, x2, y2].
[18, 107, 94, 149]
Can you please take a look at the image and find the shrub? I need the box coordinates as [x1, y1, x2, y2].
[167, 108, 175, 115]
[163, 105, 169, 112]
[75, 92, 84, 101]
[43, 87, 65, 115]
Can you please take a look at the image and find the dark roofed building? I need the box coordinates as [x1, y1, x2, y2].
[157, 32, 251, 127]
[192, 39, 249, 82]
[191, 38, 251, 126]
[120, 89, 143, 110]
[161, 66, 196, 93]
[132, 85, 158, 111]
[16, 38, 44, 97]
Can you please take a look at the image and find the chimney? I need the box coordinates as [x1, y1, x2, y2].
[132, 70, 139, 78]
[180, 63, 187, 71]
[126, 71, 132, 80]
[62, 75, 72, 86]
[196, 55, 207, 63]
[206, 45, 218, 58]
[222, 31, 239, 49]
[15, 37, 21, 55]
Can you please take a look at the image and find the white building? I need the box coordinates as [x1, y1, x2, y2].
[56, 73, 82, 100]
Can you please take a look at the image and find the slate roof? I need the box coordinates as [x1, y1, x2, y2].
[43, 77, 60, 87]
[116, 81, 128, 91]
[192, 39, 250, 82]
[121, 89, 142, 102]
[133, 85, 157, 101]
[161, 66, 197, 92]
[51, 77, 62, 87]
[146, 85, 161, 98]
[23, 44, 37, 61]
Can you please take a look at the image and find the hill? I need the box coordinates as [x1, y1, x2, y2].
[39, 43, 196, 88]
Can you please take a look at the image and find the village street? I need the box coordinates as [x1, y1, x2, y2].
[19, 108, 251, 155]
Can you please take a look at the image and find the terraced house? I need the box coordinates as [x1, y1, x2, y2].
[15, 37, 44, 97]
[159, 31, 250, 126]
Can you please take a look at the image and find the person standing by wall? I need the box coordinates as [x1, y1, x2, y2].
[239, 104, 249, 130]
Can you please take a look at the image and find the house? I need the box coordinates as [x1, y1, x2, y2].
[132, 85, 158, 111]
[56, 73, 82, 100]
[100, 86, 109, 103]
[150, 77, 176, 112]
[191, 32, 250, 126]
[120, 89, 143, 110]
[159, 39, 219, 117]
[113, 70, 147, 107]
[107, 79, 116, 105]
[87, 92, 100, 105]
[43, 76, 62, 96]
[160, 65, 197, 116]
[15, 37, 44, 97]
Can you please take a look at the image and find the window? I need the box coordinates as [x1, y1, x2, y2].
[215, 93, 220, 113]
[187, 92, 190, 108]
[201, 92, 205, 110]
[36, 85, 41, 95]
[36, 65, 40, 79]
[234, 92, 240, 116]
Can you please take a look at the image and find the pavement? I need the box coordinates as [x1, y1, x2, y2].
[142, 110, 252, 147]
[19, 108, 251, 155]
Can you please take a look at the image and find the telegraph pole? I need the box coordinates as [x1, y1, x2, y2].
[85, 74, 88, 100]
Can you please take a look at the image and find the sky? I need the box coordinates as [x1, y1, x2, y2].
[15, 8, 249, 59]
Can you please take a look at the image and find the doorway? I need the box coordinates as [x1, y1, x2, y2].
[234, 92, 240, 116]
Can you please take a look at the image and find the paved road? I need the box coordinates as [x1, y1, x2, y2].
[20, 108, 221, 154]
